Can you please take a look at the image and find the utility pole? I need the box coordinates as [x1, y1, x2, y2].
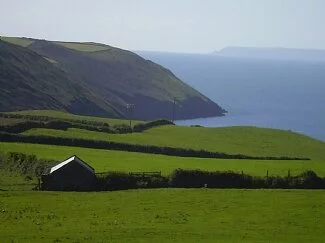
[172, 97, 176, 122]
[126, 104, 135, 131]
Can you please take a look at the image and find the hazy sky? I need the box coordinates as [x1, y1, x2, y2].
[1, 0, 325, 53]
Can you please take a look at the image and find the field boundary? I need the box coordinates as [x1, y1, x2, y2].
[0, 132, 310, 160]
[0, 113, 173, 134]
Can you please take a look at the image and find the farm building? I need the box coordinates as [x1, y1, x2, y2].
[41, 155, 97, 191]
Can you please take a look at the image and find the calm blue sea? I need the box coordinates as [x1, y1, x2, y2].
[137, 52, 325, 142]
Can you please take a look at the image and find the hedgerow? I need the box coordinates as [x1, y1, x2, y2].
[0, 132, 309, 160]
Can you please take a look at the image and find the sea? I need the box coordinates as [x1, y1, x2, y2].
[136, 52, 325, 142]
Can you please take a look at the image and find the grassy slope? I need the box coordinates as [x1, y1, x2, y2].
[1, 36, 225, 120]
[1, 189, 325, 242]
[9, 110, 142, 126]
[53, 41, 197, 100]
[0, 40, 120, 117]
[55, 41, 110, 52]
[22, 125, 325, 159]
[0, 36, 34, 47]
[1, 142, 324, 176]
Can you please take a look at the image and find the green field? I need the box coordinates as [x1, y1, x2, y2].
[2, 111, 325, 242]
[7, 110, 142, 126]
[22, 125, 325, 159]
[0, 170, 37, 191]
[1, 189, 324, 242]
[55, 41, 111, 52]
[0, 36, 34, 47]
[1, 142, 324, 177]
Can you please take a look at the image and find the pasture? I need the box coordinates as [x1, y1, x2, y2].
[1, 189, 324, 242]
[0, 170, 37, 191]
[7, 110, 142, 126]
[22, 125, 325, 159]
[55, 41, 110, 52]
[1, 142, 324, 177]
[0, 36, 34, 47]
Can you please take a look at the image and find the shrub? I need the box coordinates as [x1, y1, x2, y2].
[0, 152, 55, 177]
[97, 172, 137, 191]
[293, 170, 323, 189]
[170, 169, 254, 188]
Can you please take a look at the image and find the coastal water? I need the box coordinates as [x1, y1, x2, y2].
[137, 52, 325, 141]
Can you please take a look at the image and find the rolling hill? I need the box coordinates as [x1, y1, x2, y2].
[0, 36, 226, 120]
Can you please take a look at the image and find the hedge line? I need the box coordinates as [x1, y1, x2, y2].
[0, 132, 309, 160]
[0, 112, 174, 134]
[96, 172, 169, 191]
[0, 120, 117, 134]
[0, 113, 114, 127]
[94, 169, 325, 190]
[42, 169, 325, 191]
[132, 119, 174, 132]
[0, 152, 322, 190]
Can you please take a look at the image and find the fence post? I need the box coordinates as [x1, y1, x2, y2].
[287, 170, 291, 178]
[266, 170, 269, 179]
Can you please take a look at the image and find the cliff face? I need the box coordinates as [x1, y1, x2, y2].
[0, 37, 226, 120]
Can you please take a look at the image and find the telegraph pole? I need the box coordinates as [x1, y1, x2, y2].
[126, 104, 135, 131]
[172, 97, 176, 122]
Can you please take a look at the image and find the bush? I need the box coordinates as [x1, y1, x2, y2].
[292, 170, 324, 189]
[96, 172, 169, 190]
[146, 175, 170, 188]
[97, 172, 137, 190]
[0, 152, 55, 177]
[170, 169, 254, 188]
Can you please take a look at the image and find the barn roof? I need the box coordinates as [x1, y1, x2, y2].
[49, 155, 95, 174]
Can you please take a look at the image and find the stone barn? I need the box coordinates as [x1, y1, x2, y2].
[41, 155, 97, 191]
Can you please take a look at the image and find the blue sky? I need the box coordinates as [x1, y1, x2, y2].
[1, 0, 325, 52]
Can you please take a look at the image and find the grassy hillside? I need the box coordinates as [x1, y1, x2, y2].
[0, 36, 226, 120]
[1, 189, 325, 242]
[1, 142, 324, 176]
[22, 125, 325, 159]
[2, 110, 325, 175]
[0, 40, 121, 117]
[8, 110, 142, 126]
[55, 41, 110, 52]
[1, 111, 325, 242]
[0, 36, 34, 47]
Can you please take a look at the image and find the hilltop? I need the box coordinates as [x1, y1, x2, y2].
[0, 36, 226, 120]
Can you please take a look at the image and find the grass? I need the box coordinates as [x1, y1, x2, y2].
[55, 41, 110, 52]
[0, 36, 34, 47]
[1, 142, 324, 177]
[7, 110, 142, 126]
[0, 189, 324, 242]
[22, 125, 325, 159]
[0, 170, 37, 191]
